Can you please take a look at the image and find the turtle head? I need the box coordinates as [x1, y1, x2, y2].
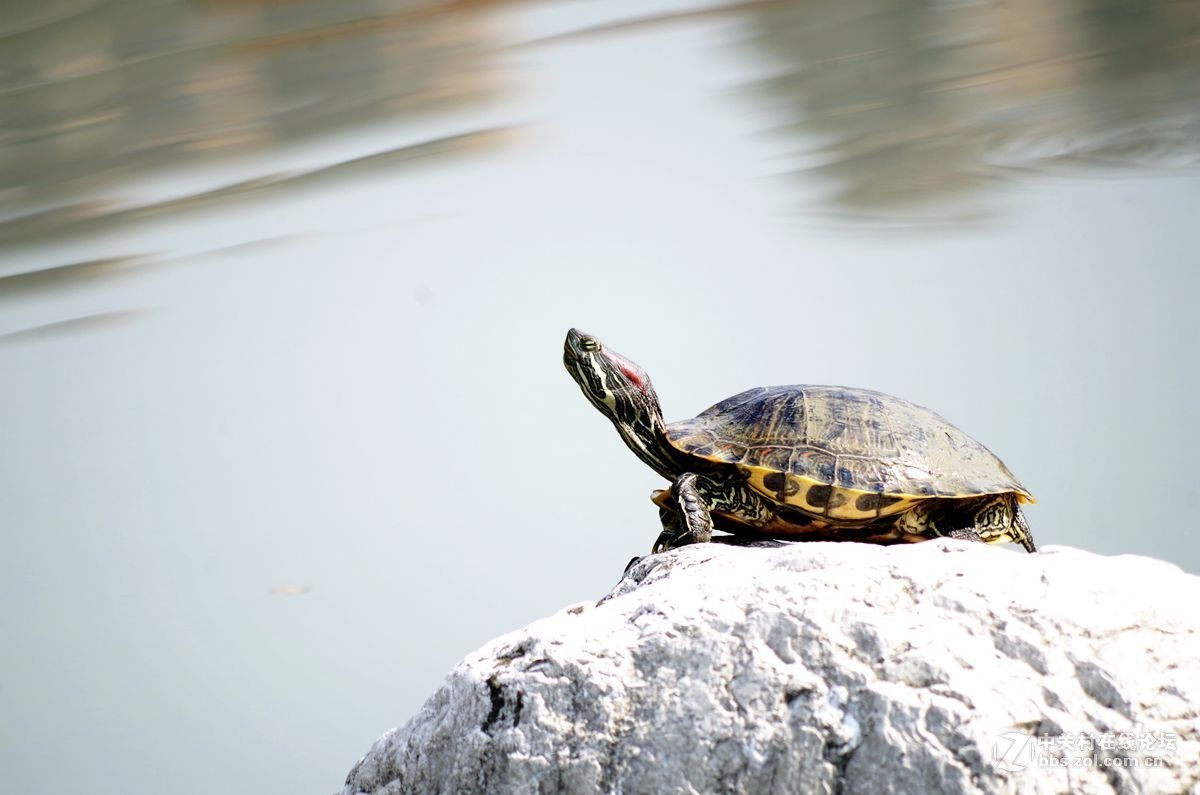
[564, 328, 683, 477]
[563, 329, 661, 425]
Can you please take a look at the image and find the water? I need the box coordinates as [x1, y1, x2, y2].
[2, 1, 1197, 792]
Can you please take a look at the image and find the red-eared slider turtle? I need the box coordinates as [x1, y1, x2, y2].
[563, 329, 1036, 554]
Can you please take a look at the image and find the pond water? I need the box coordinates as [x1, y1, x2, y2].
[2, 0, 1197, 791]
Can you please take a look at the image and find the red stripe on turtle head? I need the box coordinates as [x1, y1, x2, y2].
[603, 349, 650, 393]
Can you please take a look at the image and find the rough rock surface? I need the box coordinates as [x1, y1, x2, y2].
[341, 541, 1200, 794]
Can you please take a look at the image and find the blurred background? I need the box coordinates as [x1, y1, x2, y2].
[1, 0, 1197, 791]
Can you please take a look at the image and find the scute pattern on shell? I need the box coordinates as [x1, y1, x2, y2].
[666, 386, 1030, 500]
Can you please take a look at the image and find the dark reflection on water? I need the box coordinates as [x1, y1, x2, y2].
[743, 0, 1200, 216]
[0, 308, 147, 342]
[0, 127, 509, 248]
[0, 0, 1197, 276]
[0, 0, 509, 219]
[0, 253, 141, 295]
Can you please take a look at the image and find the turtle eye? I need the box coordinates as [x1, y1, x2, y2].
[580, 336, 600, 352]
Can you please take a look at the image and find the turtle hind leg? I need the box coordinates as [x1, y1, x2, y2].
[924, 494, 1036, 554]
[651, 472, 713, 553]
[1012, 506, 1037, 553]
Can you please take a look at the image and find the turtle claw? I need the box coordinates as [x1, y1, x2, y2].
[652, 525, 689, 554]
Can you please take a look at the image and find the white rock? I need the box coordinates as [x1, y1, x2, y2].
[340, 540, 1200, 794]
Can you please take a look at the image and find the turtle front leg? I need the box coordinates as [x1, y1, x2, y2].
[651, 473, 714, 553]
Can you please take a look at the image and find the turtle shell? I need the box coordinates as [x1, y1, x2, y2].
[666, 385, 1033, 524]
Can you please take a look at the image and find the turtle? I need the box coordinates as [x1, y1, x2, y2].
[562, 328, 1036, 554]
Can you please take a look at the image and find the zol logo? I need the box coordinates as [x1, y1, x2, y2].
[993, 731, 1035, 772]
